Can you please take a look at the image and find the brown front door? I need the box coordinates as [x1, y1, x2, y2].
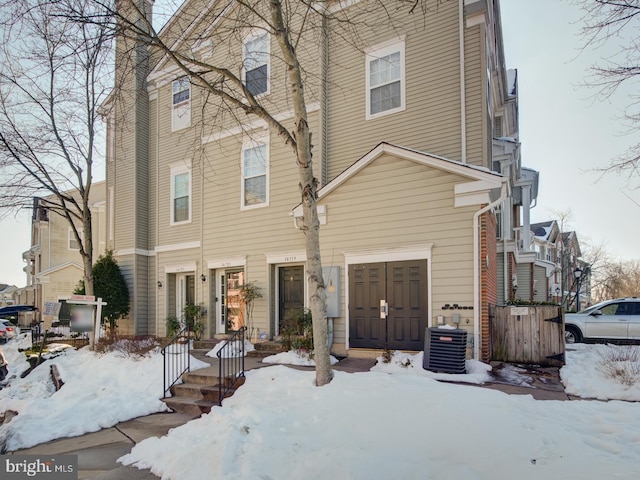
[349, 260, 428, 350]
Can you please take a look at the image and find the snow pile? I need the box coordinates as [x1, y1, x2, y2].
[1, 336, 640, 480]
[121, 364, 640, 480]
[561, 343, 640, 401]
[262, 350, 340, 366]
[370, 350, 492, 384]
[206, 340, 255, 358]
[0, 340, 207, 451]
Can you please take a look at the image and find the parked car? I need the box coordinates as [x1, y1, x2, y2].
[565, 297, 640, 343]
[0, 318, 20, 340]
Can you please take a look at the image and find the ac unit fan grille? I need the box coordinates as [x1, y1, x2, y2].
[423, 327, 467, 374]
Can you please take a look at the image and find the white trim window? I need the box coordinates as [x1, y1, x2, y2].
[241, 134, 269, 209]
[365, 38, 406, 119]
[243, 31, 269, 97]
[68, 227, 82, 251]
[171, 164, 192, 224]
[172, 77, 191, 131]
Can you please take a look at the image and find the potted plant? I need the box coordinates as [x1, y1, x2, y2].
[183, 303, 206, 341]
[238, 281, 263, 342]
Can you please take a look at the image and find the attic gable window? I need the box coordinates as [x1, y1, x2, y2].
[366, 38, 406, 119]
[243, 32, 269, 96]
[172, 77, 191, 131]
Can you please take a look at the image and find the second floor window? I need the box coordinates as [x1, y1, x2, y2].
[171, 165, 191, 224]
[243, 32, 269, 96]
[242, 136, 269, 209]
[366, 39, 406, 119]
[172, 77, 191, 131]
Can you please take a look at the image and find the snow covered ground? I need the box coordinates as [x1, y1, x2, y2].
[1, 336, 639, 479]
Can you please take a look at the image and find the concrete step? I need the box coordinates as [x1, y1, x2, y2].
[171, 382, 219, 400]
[163, 370, 246, 416]
[182, 367, 245, 386]
[161, 396, 217, 416]
[252, 341, 286, 353]
[163, 382, 244, 415]
[192, 339, 219, 350]
[182, 368, 223, 385]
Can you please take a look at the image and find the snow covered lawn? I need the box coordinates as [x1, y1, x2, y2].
[1, 337, 639, 479]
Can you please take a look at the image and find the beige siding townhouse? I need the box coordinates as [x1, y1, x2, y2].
[106, 0, 540, 361]
[20, 182, 107, 327]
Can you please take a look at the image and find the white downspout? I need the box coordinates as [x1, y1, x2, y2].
[503, 237, 509, 302]
[473, 181, 508, 359]
[521, 184, 531, 251]
[459, 0, 467, 163]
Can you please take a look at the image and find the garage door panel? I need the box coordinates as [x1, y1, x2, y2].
[349, 260, 428, 350]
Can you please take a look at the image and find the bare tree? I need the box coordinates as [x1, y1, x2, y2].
[578, 239, 612, 304]
[592, 258, 640, 300]
[0, 0, 114, 295]
[548, 208, 578, 309]
[572, 0, 640, 185]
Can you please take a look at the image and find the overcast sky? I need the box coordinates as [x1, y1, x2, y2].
[1, 0, 638, 287]
[501, 0, 639, 259]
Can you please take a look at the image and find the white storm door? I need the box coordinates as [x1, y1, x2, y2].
[176, 273, 195, 320]
[216, 270, 227, 334]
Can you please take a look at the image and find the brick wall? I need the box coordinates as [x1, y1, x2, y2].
[480, 210, 498, 362]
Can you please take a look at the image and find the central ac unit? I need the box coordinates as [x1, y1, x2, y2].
[423, 327, 467, 374]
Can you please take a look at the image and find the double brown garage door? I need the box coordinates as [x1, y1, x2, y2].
[349, 260, 428, 350]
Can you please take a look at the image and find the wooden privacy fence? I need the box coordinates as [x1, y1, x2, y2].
[490, 305, 565, 367]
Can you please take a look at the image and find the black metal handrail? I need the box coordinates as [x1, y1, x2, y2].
[161, 326, 191, 398]
[216, 327, 246, 406]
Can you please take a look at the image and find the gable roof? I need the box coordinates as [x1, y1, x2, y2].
[148, 0, 226, 82]
[531, 220, 554, 240]
[293, 142, 505, 217]
[562, 231, 582, 257]
[36, 262, 83, 277]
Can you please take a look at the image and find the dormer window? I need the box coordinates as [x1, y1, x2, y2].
[172, 77, 191, 131]
[243, 32, 269, 96]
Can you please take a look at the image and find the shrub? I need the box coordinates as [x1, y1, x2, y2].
[281, 308, 313, 352]
[183, 303, 206, 340]
[166, 316, 181, 338]
[165, 304, 206, 340]
[597, 345, 640, 387]
[75, 250, 130, 336]
[94, 335, 158, 357]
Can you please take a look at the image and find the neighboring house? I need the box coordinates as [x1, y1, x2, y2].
[560, 230, 590, 310]
[106, 0, 539, 361]
[18, 182, 107, 326]
[531, 220, 562, 304]
[529, 221, 590, 309]
[0, 284, 17, 306]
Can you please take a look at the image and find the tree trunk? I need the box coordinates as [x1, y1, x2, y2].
[271, 0, 332, 386]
